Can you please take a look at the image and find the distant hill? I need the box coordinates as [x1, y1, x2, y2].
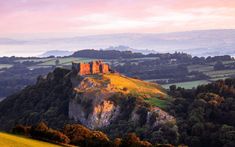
[39, 50, 74, 57]
[71, 49, 144, 59]
[102, 45, 158, 54]
[1, 29, 235, 57]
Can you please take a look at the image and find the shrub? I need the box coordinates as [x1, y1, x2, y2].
[121, 133, 152, 147]
[63, 124, 111, 147]
[12, 124, 31, 136]
[30, 121, 70, 144]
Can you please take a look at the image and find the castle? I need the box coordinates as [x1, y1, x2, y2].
[72, 60, 110, 75]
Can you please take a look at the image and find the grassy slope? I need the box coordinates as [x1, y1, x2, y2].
[0, 132, 61, 147]
[103, 73, 166, 96]
[99, 73, 169, 108]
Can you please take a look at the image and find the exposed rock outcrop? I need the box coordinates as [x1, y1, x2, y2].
[68, 71, 174, 129]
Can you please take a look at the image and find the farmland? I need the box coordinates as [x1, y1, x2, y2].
[7, 56, 235, 89]
[162, 80, 210, 89]
[1, 51, 235, 93]
[0, 64, 13, 70]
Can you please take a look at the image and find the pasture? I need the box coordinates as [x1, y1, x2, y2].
[162, 80, 210, 89]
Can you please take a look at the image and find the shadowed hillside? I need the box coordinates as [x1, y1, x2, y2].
[0, 64, 175, 144]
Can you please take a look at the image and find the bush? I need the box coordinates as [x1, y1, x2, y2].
[63, 124, 111, 147]
[46, 129, 70, 144]
[121, 133, 152, 147]
[30, 121, 70, 144]
[12, 125, 31, 136]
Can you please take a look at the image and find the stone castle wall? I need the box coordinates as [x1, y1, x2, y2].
[72, 60, 110, 75]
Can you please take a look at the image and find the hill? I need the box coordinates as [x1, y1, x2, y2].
[39, 50, 74, 57]
[0, 132, 62, 147]
[0, 64, 174, 141]
[71, 49, 143, 59]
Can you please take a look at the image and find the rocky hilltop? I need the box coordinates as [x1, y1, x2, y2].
[0, 61, 175, 135]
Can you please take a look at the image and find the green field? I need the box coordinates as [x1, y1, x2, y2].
[222, 60, 235, 65]
[38, 57, 96, 66]
[144, 98, 168, 109]
[0, 132, 61, 147]
[0, 64, 13, 69]
[203, 69, 235, 78]
[162, 80, 210, 89]
[16, 58, 55, 63]
[187, 64, 214, 72]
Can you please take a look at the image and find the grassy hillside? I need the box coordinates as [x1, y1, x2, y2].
[103, 73, 166, 97]
[86, 73, 169, 108]
[0, 132, 62, 147]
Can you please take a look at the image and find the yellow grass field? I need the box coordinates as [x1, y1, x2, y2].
[103, 73, 167, 98]
[103, 74, 170, 108]
[0, 132, 62, 147]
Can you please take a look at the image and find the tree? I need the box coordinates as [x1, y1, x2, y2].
[30, 121, 70, 144]
[214, 61, 225, 70]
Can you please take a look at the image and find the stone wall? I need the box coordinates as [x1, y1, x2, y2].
[90, 61, 100, 74]
[80, 63, 91, 75]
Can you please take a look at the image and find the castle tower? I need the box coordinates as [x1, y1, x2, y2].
[100, 63, 109, 73]
[90, 61, 100, 74]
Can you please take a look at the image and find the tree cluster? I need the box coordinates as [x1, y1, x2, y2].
[167, 78, 235, 147]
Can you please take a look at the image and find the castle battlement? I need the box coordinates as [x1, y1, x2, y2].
[72, 60, 110, 75]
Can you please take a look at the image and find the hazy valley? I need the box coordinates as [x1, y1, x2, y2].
[1, 29, 235, 57]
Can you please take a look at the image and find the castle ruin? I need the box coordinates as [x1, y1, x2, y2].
[72, 60, 110, 75]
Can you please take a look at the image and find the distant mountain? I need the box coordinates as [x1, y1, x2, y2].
[71, 49, 144, 59]
[102, 45, 158, 54]
[39, 50, 74, 57]
[1, 29, 235, 57]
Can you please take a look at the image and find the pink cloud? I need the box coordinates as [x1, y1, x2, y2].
[0, 0, 235, 37]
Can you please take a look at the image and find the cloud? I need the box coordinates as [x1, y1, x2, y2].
[0, 0, 235, 37]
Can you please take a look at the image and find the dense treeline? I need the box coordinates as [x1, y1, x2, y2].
[12, 122, 158, 147]
[71, 49, 144, 59]
[0, 68, 74, 130]
[167, 78, 235, 147]
[72, 49, 233, 62]
[113, 53, 234, 83]
[0, 63, 51, 98]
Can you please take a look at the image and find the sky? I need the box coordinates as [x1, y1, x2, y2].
[0, 0, 235, 38]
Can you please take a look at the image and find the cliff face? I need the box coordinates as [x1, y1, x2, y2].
[68, 72, 174, 129]
[69, 99, 120, 129]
